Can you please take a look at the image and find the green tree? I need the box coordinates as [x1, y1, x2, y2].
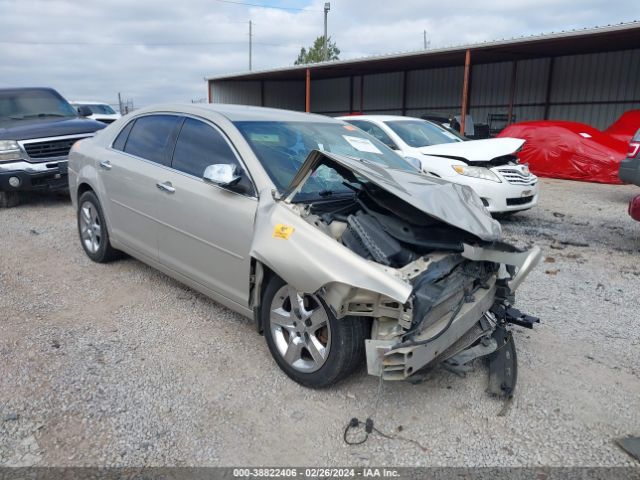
[294, 36, 340, 65]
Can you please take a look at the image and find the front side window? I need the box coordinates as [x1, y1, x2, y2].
[124, 115, 182, 165]
[385, 120, 461, 148]
[234, 120, 413, 200]
[346, 120, 397, 150]
[172, 118, 239, 178]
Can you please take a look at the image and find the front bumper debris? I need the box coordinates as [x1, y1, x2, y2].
[365, 279, 497, 381]
[364, 244, 540, 397]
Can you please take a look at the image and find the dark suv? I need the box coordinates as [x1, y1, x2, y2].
[0, 87, 106, 207]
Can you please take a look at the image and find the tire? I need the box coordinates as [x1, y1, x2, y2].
[262, 276, 369, 388]
[77, 191, 120, 263]
[0, 191, 21, 208]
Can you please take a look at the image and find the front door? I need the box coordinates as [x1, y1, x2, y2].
[156, 117, 257, 307]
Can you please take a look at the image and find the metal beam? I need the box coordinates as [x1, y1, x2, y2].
[543, 57, 556, 120]
[401, 70, 408, 116]
[349, 75, 354, 114]
[507, 60, 518, 124]
[305, 68, 311, 113]
[460, 49, 471, 135]
[360, 75, 364, 113]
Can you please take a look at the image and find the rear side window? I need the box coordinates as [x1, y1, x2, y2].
[172, 117, 239, 177]
[124, 115, 182, 165]
[112, 120, 135, 151]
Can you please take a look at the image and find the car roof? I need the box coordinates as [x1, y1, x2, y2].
[70, 101, 112, 105]
[0, 87, 60, 95]
[132, 103, 338, 123]
[338, 115, 425, 122]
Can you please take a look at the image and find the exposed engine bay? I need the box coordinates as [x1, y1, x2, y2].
[250, 149, 541, 397]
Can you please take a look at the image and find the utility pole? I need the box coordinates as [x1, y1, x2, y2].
[117, 92, 123, 114]
[423, 30, 430, 50]
[323, 2, 330, 61]
[248, 20, 253, 71]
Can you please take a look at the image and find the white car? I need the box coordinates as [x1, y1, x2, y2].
[338, 115, 539, 214]
[70, 101, 121, 125]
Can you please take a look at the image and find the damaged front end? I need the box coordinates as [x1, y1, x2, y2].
[250, 150, 540, 396]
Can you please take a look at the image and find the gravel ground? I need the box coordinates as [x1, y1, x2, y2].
[0, 178, 639, 467]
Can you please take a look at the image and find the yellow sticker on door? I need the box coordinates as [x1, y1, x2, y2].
[273, 224, 295, 239]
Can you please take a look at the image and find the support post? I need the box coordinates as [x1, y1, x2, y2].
[207, 83, 211, 104]
[349, 75, 354, 114]
[359, 75, 364, 113]
[305, 69, 311, 113]
[401, 71, 408, 116]
[543, 57, 555, 120]
[460, 49, 471, 136]
[249, 20, 252, 71]
[260, 80, 265, 107]
[507, 60, 518, 125]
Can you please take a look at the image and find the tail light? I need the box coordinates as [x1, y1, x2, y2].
[628, 141, 640, 158]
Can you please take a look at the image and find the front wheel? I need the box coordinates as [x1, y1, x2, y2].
[262, 276, 369, 388]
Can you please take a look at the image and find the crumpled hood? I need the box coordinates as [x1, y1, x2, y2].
[284, 150, 502, 242]
[419, 137, 525, 163]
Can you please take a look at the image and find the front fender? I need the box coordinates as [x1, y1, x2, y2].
[249, 191, 412, 305]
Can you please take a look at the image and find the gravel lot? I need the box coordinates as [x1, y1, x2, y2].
[1, 178, 639, 467]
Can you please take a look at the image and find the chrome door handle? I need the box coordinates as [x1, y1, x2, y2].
[99, 160, 112, 170]
[156, 181, 175, 194]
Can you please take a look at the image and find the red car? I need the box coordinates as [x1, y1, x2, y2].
[499, 110, 640, 184]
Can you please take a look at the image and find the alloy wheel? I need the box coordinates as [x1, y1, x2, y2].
[79, 201, 102, 254]
[269, 285, 331, 373]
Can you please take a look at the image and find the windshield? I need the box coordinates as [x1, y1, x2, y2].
[235, 121, 414, 200]
[385, 119, 462, 148]
[0, 89, 78, 122]
[79, 104, 116, 115]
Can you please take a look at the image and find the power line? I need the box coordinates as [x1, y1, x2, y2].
[212, 0, 321, 12]
[0, 40, 280, 46]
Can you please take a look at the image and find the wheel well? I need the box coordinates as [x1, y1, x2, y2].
[250, 259, 278, 335]
[77, 183, 94, 200]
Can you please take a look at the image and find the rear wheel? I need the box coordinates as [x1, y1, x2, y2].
[262, 276, 369, 388]
[77, 191, 120, 263]
[0, 191, 21, 208]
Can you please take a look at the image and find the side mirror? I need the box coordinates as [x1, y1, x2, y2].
[203, 164, 241, 187]
[77, 106, 93, 117]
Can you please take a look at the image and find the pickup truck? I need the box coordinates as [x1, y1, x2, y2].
[0, 87, 105, 207]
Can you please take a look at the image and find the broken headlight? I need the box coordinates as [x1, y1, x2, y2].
[452, 165, 501, 182]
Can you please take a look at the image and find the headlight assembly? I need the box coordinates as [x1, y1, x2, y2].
[452, 165, 501, 182]
[0, 140, 23, 162]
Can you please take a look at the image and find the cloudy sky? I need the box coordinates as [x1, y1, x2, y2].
[1, 0, 637, 108]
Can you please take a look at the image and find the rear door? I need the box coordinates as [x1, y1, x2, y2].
[156, 116, 257, 307]
[100, 114, 182, 262]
